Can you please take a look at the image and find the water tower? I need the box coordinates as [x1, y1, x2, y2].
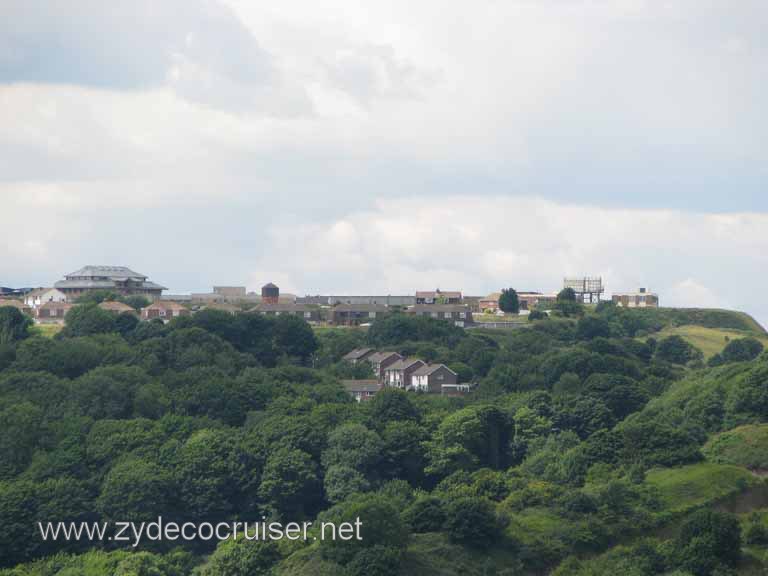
[261, 282, 279, 305]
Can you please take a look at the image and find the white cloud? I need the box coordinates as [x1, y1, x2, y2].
[252, 196, 768, 327]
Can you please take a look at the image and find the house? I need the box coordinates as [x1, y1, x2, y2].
[612, 288, 659, 308]
[384, 358, 426, 389]
[517, 292, 558, 311]
[23, 288, 67, 310]
[0, 299, 33, 316]
[415, 289, 462, 305]
[199, 302, 241, 315]
[141, 301, 190, 321]
[98, 301, 136, 314]
[410, 364, 458, 393]
[255, 303, 321, 322]
[36, 301, 73, 324]
[409, 304, 473, 327]
[342, 380, 381, 403]
[323, 295, 415, 307]
[55, 266, 166, 300]
[328, 304, 390, 326]
[342, 348, 375, 364]
[366, 351, 403, 381]
[479, 292, 502, 313]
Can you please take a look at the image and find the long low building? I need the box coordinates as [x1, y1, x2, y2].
[612, 288, 659, 308]
[55, 266, 166, 300]
[409, 304, 473, 327]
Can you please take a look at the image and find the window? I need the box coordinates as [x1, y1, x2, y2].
[431, 312, 438, 318]
[304, 311, 311, 318]
[459, 312, 466, 318]
[369, 311, 376, 318]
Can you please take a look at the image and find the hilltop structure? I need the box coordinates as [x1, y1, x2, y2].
[55, 266, 166, 300]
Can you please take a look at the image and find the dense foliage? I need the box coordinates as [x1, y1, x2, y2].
[0, 302, 767, 575]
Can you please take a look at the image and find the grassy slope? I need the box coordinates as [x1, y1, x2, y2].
[646, 462, 759, 514]
[704, 425, 768, 470]
[29, 324, 63, 338]
[652, 325, 768, 360]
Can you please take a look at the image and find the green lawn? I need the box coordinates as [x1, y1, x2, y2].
[704, 425, 768, 471]
[650, 325, 768, 360]
[29, 323, 63, 338]
[646, 462, 758, 513]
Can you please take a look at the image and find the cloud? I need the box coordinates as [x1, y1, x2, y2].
[251, 196, 768, 328]
[0, 0, 311, 115]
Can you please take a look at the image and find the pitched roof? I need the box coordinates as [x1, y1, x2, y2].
[386, 358, 425, 371]
[256, 303, 313, 313]
[416, 290, 462, 299]
[342, 380, 381, 393]
[98, 301, 135, 312]
[38, 301, 73, 310]
[332, 303, 390, 312]
[343, 348, 374, 361]
[412, 364, 457, 377]
[65, 265, 147, 280]
[411, 304, 472, 313]
[25, 287, 57, 298]
[143, 301, 187, 311]
[367, 351, 400, 363]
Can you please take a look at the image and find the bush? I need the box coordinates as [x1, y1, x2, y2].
[443, 497, 501, 548]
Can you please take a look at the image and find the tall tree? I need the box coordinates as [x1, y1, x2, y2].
[498, 288, 520, 314]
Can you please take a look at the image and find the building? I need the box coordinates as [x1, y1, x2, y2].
[199, 302, 241, 315]
[342, 380, 381, 402]
[342, 348, 376, 364]
[411, 364, 458, 393]
[141, 301, 190, 321]
[517, 292, 558, 311]
[23, 288, 67, 310]
[98, 301, 136, 314]
[261, 283, 280, 305]
[563, 277, 604, 303]
[478, 292, 502, 313]
[415, 289, 462, 305]
[384, 358, 426, 389]
[36, 301, 73, 324]
[326, 295, 415, 307]
[55, 266, 166, 300]
[366, 351, 403, 382]
[409, 304, 473, 327]
[328, 304, 390, 326]
[213, 286, 246, 299]
[255, 303, 321, 322]
[612, 288, 659, 308]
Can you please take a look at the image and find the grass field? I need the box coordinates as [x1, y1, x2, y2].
[651, 325, 768, 360]
[704, 425, 768, 471]
[30, 324, 63, 338]
[645, 462, 758, 513]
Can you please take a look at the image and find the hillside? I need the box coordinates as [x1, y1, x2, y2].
[1, 303, 768, 576]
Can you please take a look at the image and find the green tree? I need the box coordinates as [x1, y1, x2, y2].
[258, 447, 320, 520]
[97, 458, 174, 523]
[0, 306, 31, 344]
[498, 288, 520, 314]
[576, 316, 612, 341]
[655, 335, 700, 364]
[367, 388, 419, 426]
[675, 509, 741, 575]
[443, 497, 501, 548]
[324, 465, 370, 503]
[322, 423, 383, 477]
[62, 304, 118, 337]
[403, 496, 446, 533]
[197, 539, 280, 576]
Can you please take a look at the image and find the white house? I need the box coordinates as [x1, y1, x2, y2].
[24, 288, 67, 309]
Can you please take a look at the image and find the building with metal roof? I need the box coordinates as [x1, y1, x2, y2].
[54, 266, 167, 300]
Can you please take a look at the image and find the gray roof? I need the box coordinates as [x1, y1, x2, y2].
[386, 358, 425, 371]
[333, 303, 390, 312]
[65, 265, 147, 280]
[343, 347, 374, 361]
[255, 303, 314, 313]
[55, 279, 167, 290]
[367, 351, 400, 363]
[412, 364, 457, 377]
[411, 304, 472, 313]
[342, 380, 381, 393]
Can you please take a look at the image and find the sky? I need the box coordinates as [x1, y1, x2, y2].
[1, 0, 767, 327]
